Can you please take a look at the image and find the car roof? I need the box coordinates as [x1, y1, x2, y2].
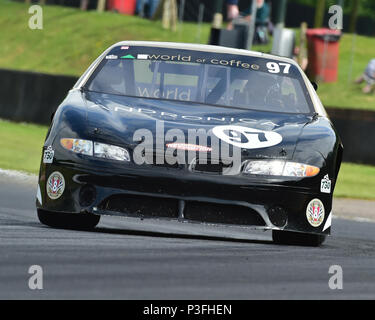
[109, 41, 298, 65]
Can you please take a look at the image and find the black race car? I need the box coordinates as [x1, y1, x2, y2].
[36, 41, 343, 246]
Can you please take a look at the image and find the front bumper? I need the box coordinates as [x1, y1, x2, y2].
[37, 161, 332, 235]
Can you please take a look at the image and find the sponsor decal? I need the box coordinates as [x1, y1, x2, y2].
[46, 171, 65, 200]
[146, 54, 192, 62]
[137, 54, 264, 71]
[306, 198, 325, 227]
[166, 143, 212, 152]
[212, 125, 282, 149]
[103, 105, 280, 128]
[109, 49, 299, 77]
[120, 54, 135, 59]
[136, 85, 191, 101]
[137, 54, 149, 60]
[321, 174, 332, 193]
[105, 55, 118, 60]
[43, 146, 54, 164]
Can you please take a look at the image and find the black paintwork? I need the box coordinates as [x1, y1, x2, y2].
[37, 54, 343, 236]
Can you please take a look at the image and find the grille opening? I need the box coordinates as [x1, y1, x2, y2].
[193, 162, 231, 173]
[268, 206, 288, 228]
[79, 185, 96, 207]
[99, 195, 179, 218]
[99, 195, 265, 227]
[184, 201, 265, 226]
[190, 158, 234, 174]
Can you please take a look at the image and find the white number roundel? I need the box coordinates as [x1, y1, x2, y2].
[212, 125, 282, 149]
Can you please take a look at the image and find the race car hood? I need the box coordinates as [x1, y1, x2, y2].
[84, 91, 313, 161]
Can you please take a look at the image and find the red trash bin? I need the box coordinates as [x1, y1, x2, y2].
[107, 0, 137, 15]
[306, 28, 341, 83]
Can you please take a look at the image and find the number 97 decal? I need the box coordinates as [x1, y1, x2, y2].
[266, 62, 291, 74]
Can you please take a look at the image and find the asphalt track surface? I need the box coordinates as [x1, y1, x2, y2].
[0, 171, 374, 300]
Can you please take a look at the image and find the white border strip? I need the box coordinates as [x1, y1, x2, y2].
[0, 169, 38, 184]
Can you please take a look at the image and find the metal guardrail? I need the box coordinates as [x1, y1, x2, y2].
[0, 68, 77, 125]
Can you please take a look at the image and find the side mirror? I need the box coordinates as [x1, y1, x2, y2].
[311, 81, 318, 91]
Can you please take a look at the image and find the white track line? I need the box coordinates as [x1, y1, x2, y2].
[0, 168, 37, 185]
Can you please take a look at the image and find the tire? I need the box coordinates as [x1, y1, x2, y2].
[272, 230, 326, 247]
[37, 209, 100, 230]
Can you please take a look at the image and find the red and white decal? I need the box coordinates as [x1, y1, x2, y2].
[306, 198, 325, 227]
[46, 171, 65, 200]
[166, 143, 212, 152]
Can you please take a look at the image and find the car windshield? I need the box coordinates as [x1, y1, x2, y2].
[86, 46, 313, 114]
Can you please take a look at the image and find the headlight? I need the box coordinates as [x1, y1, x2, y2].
[93, 142, 130, 161]
[243, 160, 320, 177]
[60, 138, 93, 156]
[60, 138, 130, 162]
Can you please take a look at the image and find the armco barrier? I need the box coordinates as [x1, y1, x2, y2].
[326, 108, 375, 166]
[0, 68, 374, 165]
[0, 68, 78, 125]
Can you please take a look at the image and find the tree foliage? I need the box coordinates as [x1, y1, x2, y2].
[314, 0, 325, 28]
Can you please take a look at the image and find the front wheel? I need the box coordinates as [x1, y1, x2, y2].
[37, 209, 100, 230]
[272, 230, 326, 247]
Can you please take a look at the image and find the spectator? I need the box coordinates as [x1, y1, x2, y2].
[243, 0, 270, 27]
[355, 59, 375, 94]
[293, 46, 308, 72]
[136, 0, 160, 18]
[226, 0, 271, 44]
[226, 0, 240, 25]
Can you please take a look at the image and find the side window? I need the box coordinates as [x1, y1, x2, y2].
[280, 77, 298, 106]
[280, 77, 311, 112]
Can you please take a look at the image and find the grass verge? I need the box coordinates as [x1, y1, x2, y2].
[0, 119, 47, 174]
[0, 0, 210, 76]
[0, 119, 374, 200]
[335, 163, 375, 200]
